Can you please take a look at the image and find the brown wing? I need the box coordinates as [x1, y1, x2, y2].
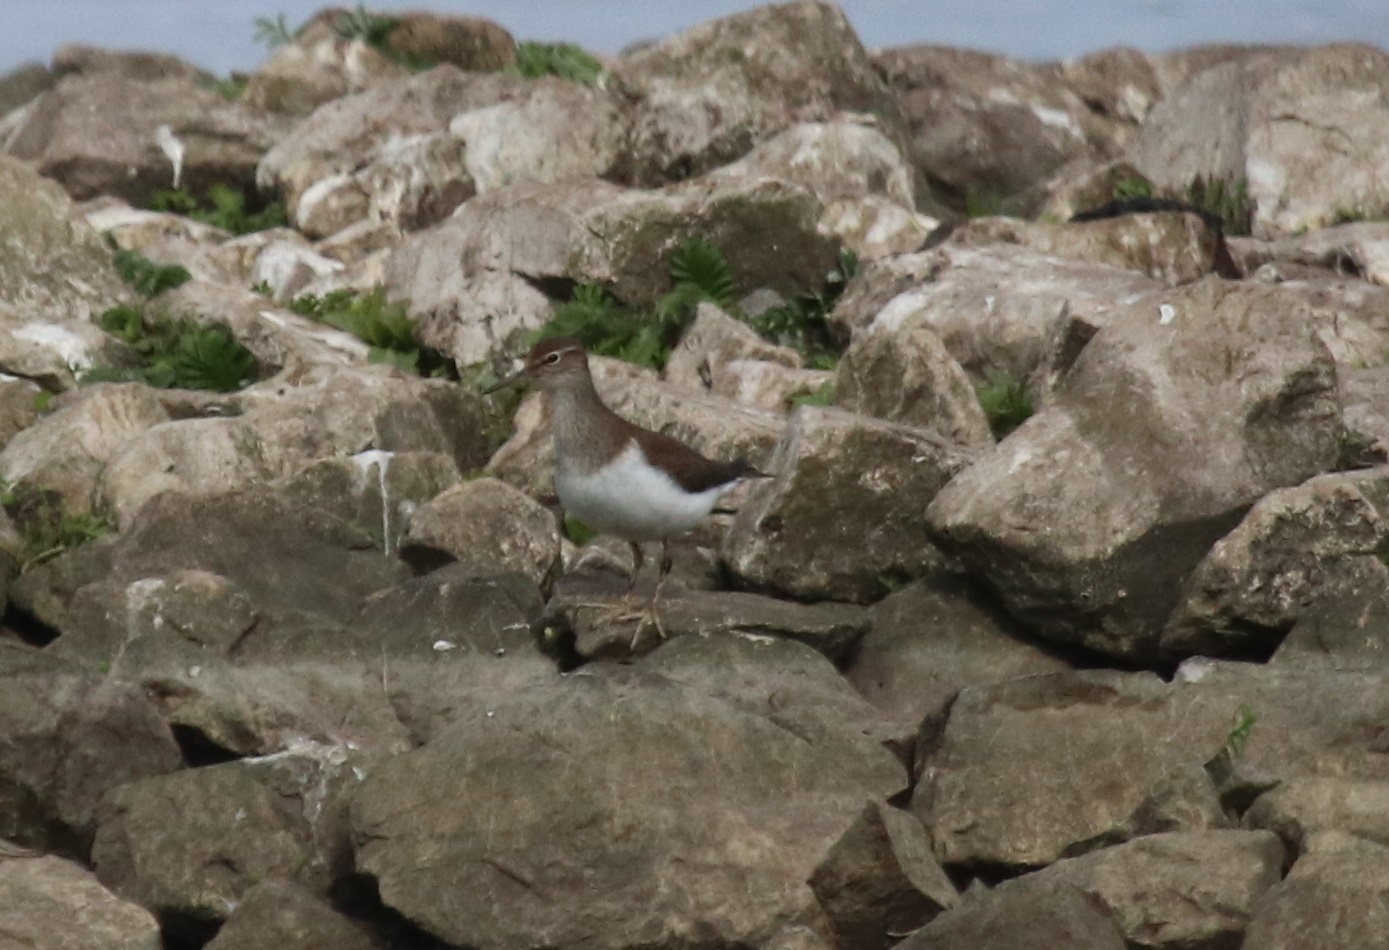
[628, 422, 760, 493]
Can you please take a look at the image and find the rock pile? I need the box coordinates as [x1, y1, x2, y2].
[2, 4, 1389, 948]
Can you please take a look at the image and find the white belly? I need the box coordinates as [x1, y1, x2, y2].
[556, 442, 730, 541]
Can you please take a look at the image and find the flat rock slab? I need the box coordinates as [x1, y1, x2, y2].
[552, 581, 871, 661]
[0, 852, 161, 950]
[1241, 845, 1389, 950]
[350, 667, 903, 950]
[898, 881, 1127, 950]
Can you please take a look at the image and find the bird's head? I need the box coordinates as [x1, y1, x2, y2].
[483, 337, 590, 394]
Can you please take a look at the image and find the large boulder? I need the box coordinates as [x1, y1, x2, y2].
[0, 851, 162, 950]
[5, 73, 289, 205]
[1240, 844, 1389, 950]
[724, 406, 972, 603]
[610, 1, 910, 189]
[927, 277, 1344, 661]
[1131, 44, 1389, 237]
[350, 668, 904, 949]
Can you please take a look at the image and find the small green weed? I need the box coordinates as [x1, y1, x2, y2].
[1225, 704, 1257, 757]
[31, 391, 53, 414]
[668, 238, 737, 310]
[253, 13, 295, 49]
[512, 41, 604, 85]
[0, 483, 115, 573]
[197, 74, 247, 101]
[1185, 175, 1252, 236]
[976, 369, 1034, 439]
[109, 241, 192, 297]
[151, 185, 288, 235]
[541, 283, 678, 370]
[563, 515, 597, 545]
[290, 287, 448, 375]
[90, 306, 257, 392]
[963, 184, 1007, 218]
[1112, 176, 1154, 201]
[336, 4, 399, 47]
[791, 381, 835, 408]
[1332, 206, 1373, 225]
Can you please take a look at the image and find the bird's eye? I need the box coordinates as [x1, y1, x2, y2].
[543, 352, 562, 365]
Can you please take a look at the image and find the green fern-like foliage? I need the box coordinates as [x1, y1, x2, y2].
[0, 483, 115, 573]
[336, 4, 399, 47]
[668, 238, 736, 310]
[512, 41, 604, 85]
[93, 306, 257, 392]
[111, 246, 192, 297]
[151, 185, 288, 235]
[290, 287, 448, 375]
[253, 13, 295, 48]
[541, 283, 671, 369]
[976, 369, 1034, 440]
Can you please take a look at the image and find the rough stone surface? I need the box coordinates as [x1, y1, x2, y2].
[808, 801, 957, 950]
[1241, 845, 1389, 950]
[846, 578, 1071, 741]
[610, 1, 909, 188]
[1246, 778, 1389, 857]
[835, 322, 994, 446]
[400, 476, 560, 587]
[1132, 44, 1389, 237]
[0, 852, 161, 950]
[351, 668, 904, 950]
[725, 405, 971, 603]
[928, 278, 1344, 661]
[898, 882, 1127, 950]
[1163, 470, 1389, 659]
[204, 880, 376, 950]
[1024, 830, 1285, 949]
[5, 73, 288, 205]
[665, 303, 801, 394]
[1273, 555, 1389, 669]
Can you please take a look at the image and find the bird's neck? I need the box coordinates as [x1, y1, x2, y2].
[547, 374, 624, 473]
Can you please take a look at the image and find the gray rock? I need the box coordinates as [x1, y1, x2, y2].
[400, 477, 560, 587]
[1274, 555, 1389, 668]
[1132, 44, 1389, 237]
[808, 801, 957, 950]
[205, 880, 375, 950]
[917, 670, 1231, 868]
[94, 749, 360, 940]
[665, 303, 801, 392]
[5, 72, 290, 205]
[1246, 777, 1389, 857]
[835, 322, 994, 446]
[557, 587, 871, 661]
[611, 1, 909, 188]
[725, 405, 970, 603]
[943, 211, 1223, 286]
[350, 667, 903, 949]
[0, 642, 181, 855]
[928, 277, 1343, 661]
[897, 881, 1127, 950]
[0, 852, 161, 950]
[1241, 845, 1389, 950]
[1025, 830, 1284, 949]
[846, 579, 1071, 742]
[0, 61, 53, 116]
[1163, 470, 1389, 659]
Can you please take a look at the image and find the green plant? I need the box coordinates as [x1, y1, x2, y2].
[336, 4, 399, 47]
[151, 185, 288, 235]
[563, 515, 597, 546]
[1226, 704, 1257, 757]
[540, 283, 677, 370]
[1185, 175, 1252, 236]
[31, 391, 52, 413]
[290, 287, 447, 375]
[198, 74, 247, 101]
[90, 305, 257, 392]
[963, 184, 1007, 218]
[512, 41, 604, 85]
[109, 242, 192, 297]
[253, 13, 295, 48]
[0, 483, 115, 573]
[1112, 176, 1154, 201]
[791, 381, 835, 408]
[976, 369, 1034, 439]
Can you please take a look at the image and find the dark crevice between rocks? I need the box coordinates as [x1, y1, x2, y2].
[159, 910, 221, 950]
[943, 860, 1037, 894]
[169, 724, 243, 768]
[1, 601, 61, 647]
[331, 873, 454, 949]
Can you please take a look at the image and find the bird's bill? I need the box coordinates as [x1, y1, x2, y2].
[481, 364, 531, 395]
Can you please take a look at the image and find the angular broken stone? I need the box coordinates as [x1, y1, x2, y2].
[1240, 845, 1389, 950]
[808, 800, 957, 950]
[400, 477, 560, 586]
[0, 851, 161, 950]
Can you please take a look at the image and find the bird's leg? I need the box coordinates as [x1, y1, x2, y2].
[631, 540, 673, 647]
[625, 541, 645, 601]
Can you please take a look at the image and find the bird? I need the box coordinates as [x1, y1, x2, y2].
[485, 337, 766, 634]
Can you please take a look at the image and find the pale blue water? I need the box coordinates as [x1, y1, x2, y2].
[5, 0, 1389, 76]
